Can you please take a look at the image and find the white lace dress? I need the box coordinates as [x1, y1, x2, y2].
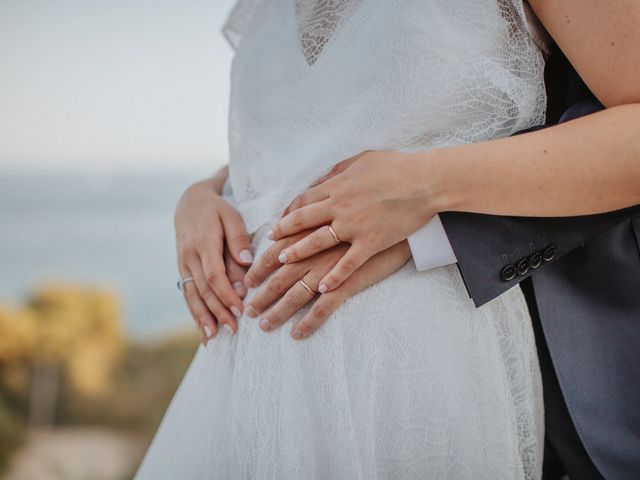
[135, 1, 547, 478]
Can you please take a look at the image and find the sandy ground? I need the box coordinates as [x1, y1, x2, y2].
[4, 428, 146, 480]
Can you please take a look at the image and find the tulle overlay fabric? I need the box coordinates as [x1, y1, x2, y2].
[136, 228, 543, 479]
[224, 0, 546, 234]
[136, 1, 547, 478]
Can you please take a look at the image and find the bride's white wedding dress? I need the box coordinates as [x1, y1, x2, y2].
[136, 1, 548, 478]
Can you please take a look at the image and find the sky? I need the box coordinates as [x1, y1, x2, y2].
[0, 0, 236, 174]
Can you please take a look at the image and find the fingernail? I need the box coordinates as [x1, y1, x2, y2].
[267, 229, 274, 240]
[292, 329, 304, 340]
[318, 283, 328, 293]
[203, 324, 213, 338]
[278, 251, 287, 263]
[246, 305, 258, 318]
[259, 317, 272, 332]
[239, 249, 253, 264]
[222, 324, 234, 335]
[232, 281, 245, 296]
[231, 305, 242, 318]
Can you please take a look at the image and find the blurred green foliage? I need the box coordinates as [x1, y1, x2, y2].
[0, 396, 25, 471]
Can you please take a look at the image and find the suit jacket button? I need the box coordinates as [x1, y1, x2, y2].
[529, 251, 542, 269]
[501, 264, 517, 281]
[543, 245, 558, 262]
[517, 257, 530, 276]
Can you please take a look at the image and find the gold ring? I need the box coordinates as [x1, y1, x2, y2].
[328, 225, 341, 244]
[299, 278, 317, 295]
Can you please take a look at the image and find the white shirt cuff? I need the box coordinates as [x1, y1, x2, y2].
[408, 214, 458, 271]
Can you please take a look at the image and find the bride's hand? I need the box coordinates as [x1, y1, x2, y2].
[244, 234, 411, 339]
[269, 150, 445, 293]
[175, 179, 253, 342]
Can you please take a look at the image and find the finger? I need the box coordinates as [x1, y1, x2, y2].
[183, 282, 219, 345]
[283, 155, 363, 216]
[244, 230, 311, 288]
[258, 275, 317, 333]
[178, 263, 210, 327]
[188, 256, 238, 334]
[278, 225, 341, 264]
[220, 206, 253, 265]
[225, 250, 248, 299]
[199, 250, 244, 323]
[271, 199, 332, 241]
[318, 245, 369, 293]
[310, 154, 362, 186]
[291, 240, 410, 340]
[312, 167, 341, 187]
[282, 182, 329, 216]
[246, 262, 305, 318]
[179, 263, 219, 344]
[290, 289, 345, 340]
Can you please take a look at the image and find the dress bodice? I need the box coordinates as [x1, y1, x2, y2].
[224, 0, 546, 233]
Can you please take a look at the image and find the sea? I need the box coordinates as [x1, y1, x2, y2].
[0, 172, 207, 339]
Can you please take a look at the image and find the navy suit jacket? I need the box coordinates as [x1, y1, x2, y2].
[440, 51, 640, 479]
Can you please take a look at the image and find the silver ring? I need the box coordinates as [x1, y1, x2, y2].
[177, 276, 195, 291]
[299, 278, 317, 295]
[328, 225, 341, 244]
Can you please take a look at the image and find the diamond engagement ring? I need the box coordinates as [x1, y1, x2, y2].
[177, 276, 195, 291]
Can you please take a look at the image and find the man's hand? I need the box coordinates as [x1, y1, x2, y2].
[245, 237, 411, 340]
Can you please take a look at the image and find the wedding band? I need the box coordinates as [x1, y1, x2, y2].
[177, 277, 195, 291]
[299, 278, 317, 295]
[328, 225, 341, 244]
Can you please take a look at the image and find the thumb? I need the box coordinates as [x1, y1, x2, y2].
[225, 250, 248, 299]
[283, 154, 363, 216]
[220, 206, 253, 266]
[310, 152, 364, 187]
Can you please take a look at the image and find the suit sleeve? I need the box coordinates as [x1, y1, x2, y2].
[438, 97, 640, 307]
[440, 205, 640, 307]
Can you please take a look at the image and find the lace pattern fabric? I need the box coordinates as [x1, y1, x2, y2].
[223, 0, 546, 234]
[135, 2, 547, 478]
[136, 229, 543, 479]
[294, 0, 363, 65]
